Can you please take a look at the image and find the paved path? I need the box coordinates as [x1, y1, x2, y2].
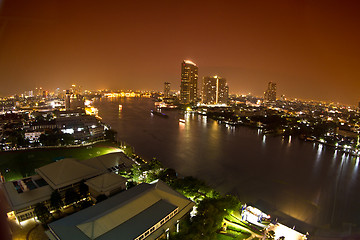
[26, 223, 39, 240]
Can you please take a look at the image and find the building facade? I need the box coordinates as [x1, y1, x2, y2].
[264, 82, 277, 102]
[202, 76, 229, 105]
[164, 82, 171, 98]
[180, 60, 198, 104]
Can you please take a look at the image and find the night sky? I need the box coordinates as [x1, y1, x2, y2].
[0, 0, 359, 105]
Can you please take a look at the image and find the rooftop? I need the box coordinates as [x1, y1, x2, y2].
[36, 158, 101, 190]
[85, 172, 127, 194]
[2, 175, 53, 211]
[35, 152, 132, 190]
[48, 180, 195, 240]
[183, 60, 196, 66]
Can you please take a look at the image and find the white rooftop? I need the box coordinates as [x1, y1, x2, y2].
[36, 158, 102, 190]
[183, 60, 196, 66]
[85, 172, 127, 194]
[48, 180, 195, 240]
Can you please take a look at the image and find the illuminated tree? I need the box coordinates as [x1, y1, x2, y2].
[266, 230, 275, 240]
[34, 202, 51, 223]
[130, 164, 142, 183]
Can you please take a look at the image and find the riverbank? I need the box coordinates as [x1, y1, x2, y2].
[204, 111, 360, 158]
[93, 98, 360, 238]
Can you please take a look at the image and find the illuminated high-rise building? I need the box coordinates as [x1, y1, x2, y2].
[180, 60, 198, 104]
[164, 82, 171, 98]
[35, 87, 43, 97]
[264, 82, 276, 102]
[202, 76, 229, 105]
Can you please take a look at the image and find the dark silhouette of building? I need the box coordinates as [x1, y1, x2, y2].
[164, 82, 171, 98]
[202, 76, 229, 105]
[264, 82, 276, 102]
[65, 90, 71, 110]
[180, 60, 198, 104]
[65, 90, 84, 110]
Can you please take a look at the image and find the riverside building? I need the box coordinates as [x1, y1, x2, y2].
[180, 60, 198, 104]
[264, 81, 277, 102]
[202, 76, 229, 105]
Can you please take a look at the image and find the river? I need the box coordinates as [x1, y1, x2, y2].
[94, 97, 360, 236]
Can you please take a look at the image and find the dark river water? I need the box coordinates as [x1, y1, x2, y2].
[95, 97, 360, 237]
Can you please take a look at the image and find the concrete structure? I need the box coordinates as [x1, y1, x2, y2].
[1, 152, 133, 222]
[54, 110, 105, 142]
[264, 82, 277, 102]
[180, 60, 198, 104]
[47, 180, 195, 240]
[202, 76, 229, 105]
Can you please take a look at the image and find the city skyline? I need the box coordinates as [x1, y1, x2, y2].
[0, 1, 360, 105]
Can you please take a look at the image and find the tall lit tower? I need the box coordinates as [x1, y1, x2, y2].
[180, 60, 198, 104]
[264, 82, 276, 102]
[202, 76, 229, 105]
[164, 82, 171, 98]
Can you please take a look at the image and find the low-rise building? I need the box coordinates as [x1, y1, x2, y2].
[47, 180, 195, 240]
[1, 151, 133, 222]
[24, 131, 45, 143]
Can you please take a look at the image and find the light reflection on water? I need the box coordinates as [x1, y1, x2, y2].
[94, 98, 360, 235]
[312, 144, 323, 174]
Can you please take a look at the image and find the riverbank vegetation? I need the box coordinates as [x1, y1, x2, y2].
[125, 158, 270, 239]
[204, 106, 359, 156]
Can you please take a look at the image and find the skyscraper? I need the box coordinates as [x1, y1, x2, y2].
[164, 82, 171, 98]
[202, 76, 229, 105]
[180, 60, 198, 104]
[264, 82, 276, 102]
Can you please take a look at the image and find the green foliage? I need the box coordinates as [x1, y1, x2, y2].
[34, 202, 51, 223]
[170, 176, 219, 202]
[39, 128, 74, 146]
[158, 168, 177, 184]
[50, 191, 63, 210]
[122, 144, 134, 157]
[266, 230, 275, 240]
[126, 180, 137, 189]
[79, 181, 89, 198]
[64, 188, 80, 206]
[147, 158, 163, 171]
[3, 129, 28, 148]
[216, 234, 235, 240]
[79, 199, 93, 209]
[130, 164, 142, 183]
[173, 196, 242, 239]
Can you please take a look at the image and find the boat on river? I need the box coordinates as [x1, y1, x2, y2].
[151, 110, 168, 118]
